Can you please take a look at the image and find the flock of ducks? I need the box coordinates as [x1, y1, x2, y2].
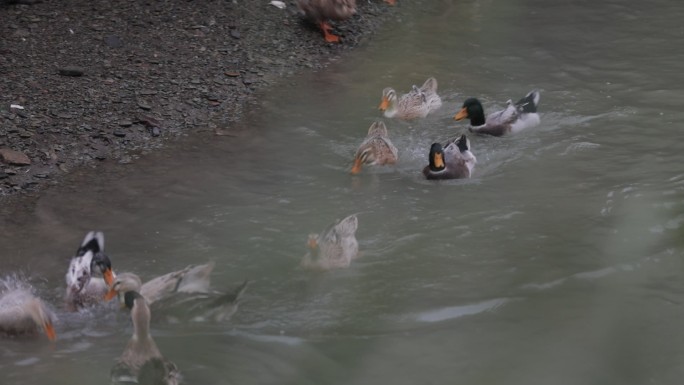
[1, 231, 249, 384]
[1, 2, 544, 383]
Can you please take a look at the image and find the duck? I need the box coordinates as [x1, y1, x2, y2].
[302, 214, 359, 270]
[110, 291, 181, 385]
[0, 278, 57, 341]
[106, 270, 249, 323]
[105, 262, 215, 305]
[379, 77, 442, 120]
[65, 231, 116, 311]
[350, 120, 398, 174]
[423, 134, 477, 180]
[297, 0, 357, 43]
[454, 90, 540, 136]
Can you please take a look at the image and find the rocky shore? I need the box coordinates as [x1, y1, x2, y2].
[0, 0, 395, 201]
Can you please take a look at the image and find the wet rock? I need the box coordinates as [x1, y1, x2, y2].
[113, 130, 126, 137]
[58, 66, 84, 77]
[118, 120, 133, 127]
[137, 100, 152, 110]
[0, 172, 7, 180]
[150, 126, 160, 137]
[230, 29, 241, 39]
[104, 35, 124, 48]
[0, 148, 31, 166]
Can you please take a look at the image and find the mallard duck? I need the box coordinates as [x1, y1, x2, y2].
[379, 77, 442, 120]
[423, 134, 477, 180]
[105, 262, 215, 305]
[454, 90, 540, 136]
[350, 120, 398, 174]
[65, 231, 116, 311]
[110, 291, 181, 385]
[0, 278, 56, 341]
[302, 214, 359, 270]
[106, 271, 249, 323]
[297, 0, 357, 43]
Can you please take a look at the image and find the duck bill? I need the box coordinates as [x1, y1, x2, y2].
[103, 268, 114, 286]
[44, 322, 57, 341]
[454, 107, 468, 121]
[104, 287, 118, 301]
[378, 97, 389, 111]
[307, 238, 318, 250]
[350, 157, 363, 175]
[434, 153, 445, 169]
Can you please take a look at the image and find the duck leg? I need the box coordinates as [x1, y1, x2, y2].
[319, 22, 341, 43]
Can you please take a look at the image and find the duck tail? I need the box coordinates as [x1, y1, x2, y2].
[420, 77, 438, 93]
[515, 90, 540, 113]
[206, 280, 250, 321]
[76, 231, 105, 257]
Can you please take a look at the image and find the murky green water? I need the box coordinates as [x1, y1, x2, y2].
[3, 0, 684, 383]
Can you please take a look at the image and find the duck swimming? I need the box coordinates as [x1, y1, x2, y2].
[65, 231, 116, 311]
[106, 270, 249, 323]
[454, 90, 540, 136]
[297, 0, 356, 43]
[110, 291, 181, 385]
[302, 214, 359, 270]
[0, 277, 56, 341]
[423, 134, 476, 180]
[379, 77, 442, 120]
[350, 120, 398, 174]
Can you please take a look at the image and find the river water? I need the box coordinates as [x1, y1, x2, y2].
[3, 0, 684, 384]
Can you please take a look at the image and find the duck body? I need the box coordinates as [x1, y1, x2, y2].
[111, 291, 180, 385]
[65, 231, 116, 311]
[351, 121, 398, 174]
[379, 77, 442, 120]
[454, 90, 540, 136]
[0, 278, 56, 341]
[423, 134, 476, 180]
[302, 214, 359, 270]
[107, 269, 248, 323]
[297, 0, 357, 43]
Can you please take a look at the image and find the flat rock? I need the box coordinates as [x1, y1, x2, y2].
[0, 148, 31, 166]
[58, 66, 84, 77]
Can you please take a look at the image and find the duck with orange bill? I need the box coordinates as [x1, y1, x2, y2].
[297, 0, 356, 43]
[0, 276, 57, 341]
[379, 77, 442, 120]
[423, 134, 476, 180]
[351, 120, 398, 175]
[454, 90, 540, 136]
[65, 231, 116, 311]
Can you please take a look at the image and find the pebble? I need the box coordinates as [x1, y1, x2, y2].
[113, 130, 126, 138]
[104, 35, 124, 48]
[118, 120, 133, 127]
[0, 148, 31, 166]
[58, 66, 85, 77]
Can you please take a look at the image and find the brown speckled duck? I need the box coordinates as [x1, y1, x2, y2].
[350, 120, 398, 174]
[302, 214, 359, 270]
[297, 0, 357, 43]
[379, 77, 442, 120]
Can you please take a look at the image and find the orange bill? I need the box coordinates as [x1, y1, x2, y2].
[350, 157, 363, 175]
[434, 152, 445, 169]
[378, 97, 389, 111]
[454, 107, 468, 121]
[307, 237, 318, 250]
[103, 268, 114, 286]
[44, 322, 57, 341]
[104, 287, 118, 301]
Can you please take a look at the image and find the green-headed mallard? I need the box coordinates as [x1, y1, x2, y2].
[454, 90, 540, 136]
[302, 214, 359, 270]
[379, 77, 442, 120]
[65, 231, 116, 311]
[350, 120, 398, 174]
[297, 0, 357, 43]
[0, 277, 57, 341]
[423, 134, 477, 180]
[110, 291, 181, 385]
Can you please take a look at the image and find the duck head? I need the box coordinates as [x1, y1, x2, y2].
[105, 273, 142, 302]
[454, 98, 486, 126]
[27, 298, 57, 341]
[378, 88, 397, 111]
[427, 143, 446, 172]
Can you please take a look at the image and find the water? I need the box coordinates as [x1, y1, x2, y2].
[3, 0, 684, 383]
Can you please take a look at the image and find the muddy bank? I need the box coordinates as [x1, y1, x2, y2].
[0, 0, 395, 203]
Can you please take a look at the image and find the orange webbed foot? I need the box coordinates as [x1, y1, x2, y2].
[319, 22, 341, 43]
